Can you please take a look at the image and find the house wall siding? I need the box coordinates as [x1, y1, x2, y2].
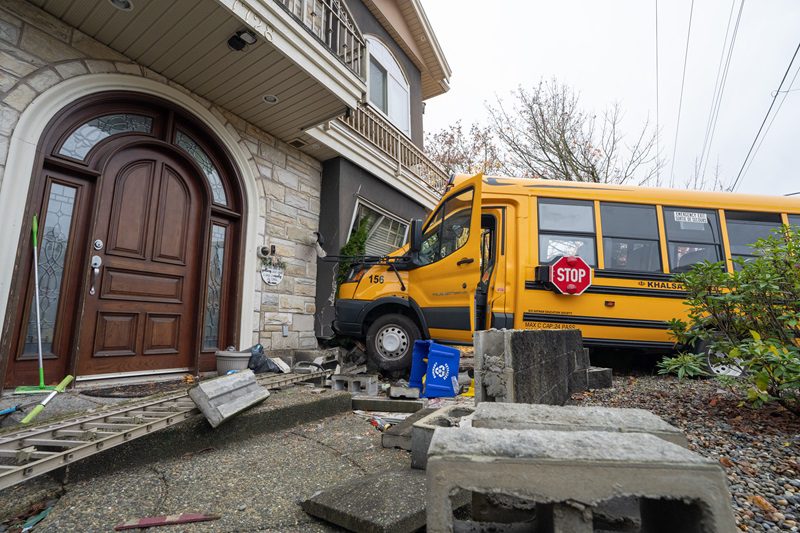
[0, 0, 322, 355]
[348, 0, 424, 148]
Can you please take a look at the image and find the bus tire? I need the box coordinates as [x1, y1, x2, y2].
[365, 314, 420, 372]
[695, 339, 743, 377]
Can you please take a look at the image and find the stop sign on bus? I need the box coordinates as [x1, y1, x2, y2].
[549, 256, 592, 295]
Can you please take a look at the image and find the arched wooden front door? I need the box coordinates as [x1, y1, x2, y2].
[2, 94, 244, 387]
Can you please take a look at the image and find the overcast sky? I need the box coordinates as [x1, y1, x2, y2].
[420, 0, 800, 196]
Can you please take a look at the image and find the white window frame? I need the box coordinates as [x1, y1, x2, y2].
[365, 35, 411, 137]
[348, 198, 410, 254]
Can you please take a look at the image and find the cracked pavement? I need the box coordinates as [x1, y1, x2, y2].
[19, 411, 409, 532]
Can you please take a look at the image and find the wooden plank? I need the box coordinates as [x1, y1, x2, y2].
[22, 439, 87, 448]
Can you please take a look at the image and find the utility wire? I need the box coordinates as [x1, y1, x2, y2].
[731, 40, 800, 191]
[697, 0, 737, 175]
[701, 0, 745, 179]
[669, 0, 695, 187]
[655, 0, 660, 186]
[740, 62, 800, 183]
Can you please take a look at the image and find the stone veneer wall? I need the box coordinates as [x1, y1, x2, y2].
[0, 0, 321, 351]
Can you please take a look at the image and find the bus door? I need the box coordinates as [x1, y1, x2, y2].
[410, 174, 483, 343]
[475, 207, 510, 331]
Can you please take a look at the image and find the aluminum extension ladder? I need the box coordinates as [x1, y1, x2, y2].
[0, 370, 330, 490]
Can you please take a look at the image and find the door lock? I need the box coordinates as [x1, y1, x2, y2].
[89, 255, 102, 295]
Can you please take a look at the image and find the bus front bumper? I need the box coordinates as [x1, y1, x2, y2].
[332, 299, 367, 338]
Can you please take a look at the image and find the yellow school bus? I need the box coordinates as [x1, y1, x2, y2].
[334, 173, 800, 372]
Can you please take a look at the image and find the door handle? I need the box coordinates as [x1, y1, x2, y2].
[457, 257, 475, 266]
[89, 255, 102, 295]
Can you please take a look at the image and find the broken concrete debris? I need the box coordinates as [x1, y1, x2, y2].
[426, 427, 737, 533]
[388, 385, 420, 399]
[474, 329, 611, 404]
[188, 369, 270, 428]
[381, 407, 436, 451]
[471, 402, 689, 447]
[351, 397, 424, 413]
[301, 469, 469, 533]
[411, 405, 475, 470]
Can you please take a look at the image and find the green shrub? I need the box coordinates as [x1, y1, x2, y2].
[336, 218, 370, 288]
[657, 353, 708, 379]
[670, 225, 800, 415]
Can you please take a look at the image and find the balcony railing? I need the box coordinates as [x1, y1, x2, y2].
[340, 103, 449, 195]
[276, 0, 366, 79]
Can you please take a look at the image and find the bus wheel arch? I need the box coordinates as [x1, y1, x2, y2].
[361, 300, 426, 372]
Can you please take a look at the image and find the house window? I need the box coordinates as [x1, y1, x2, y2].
[349, 201, 409, 257]
[59, 114, 152, 160]
[538, 198, 597, 267]
[366, 36, 410, 136]
[174, 131, 228, 206]
[600, 203, 661, 272]
[725, 211, 782, 269]
[663, 207, 723, 272]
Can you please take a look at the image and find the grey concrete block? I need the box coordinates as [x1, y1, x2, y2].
[388, 385, 420, 399]
[331, 374, 379, 395]
[426, 428, 736, 533]
[351, 397, 424, 413]
[472, 402, 688, 447]
[568, 369, 588, 394]
[588, 366, 613, 389]
[411, 405, 475, 470]
[475, 329, 585, 405]
[301, 468, 469, 533]
[188, 370, 270, 428]
[382, 408, 437, 450]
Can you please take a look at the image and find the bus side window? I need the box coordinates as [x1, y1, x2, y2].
[663, 207, 723, 273]
[538, 198, 597, 266]
[789, 215, 800, 228]
[600, 203, 661, 272]
[726, 211, 782, 270]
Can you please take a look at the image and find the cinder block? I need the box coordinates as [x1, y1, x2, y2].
[568, 369, 588, 394]
[472, 402, 688, 447]
[188, 369, 270, 428]
[588, 366, 613, 389]
[331, 374, 379, 396]
[410, 405, 474, 470]
[351, 397, 423, 413]
[474, 329, 585, 405]
[389, 385, 420, 399]
[425, 428, 735, 533]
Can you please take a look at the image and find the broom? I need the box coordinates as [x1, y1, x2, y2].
[15, 215, 60, 394]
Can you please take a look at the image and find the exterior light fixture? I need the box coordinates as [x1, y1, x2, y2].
[108, 0, 133, 11]
[228, 30, 257, 51]
[263, 94, 279, 105]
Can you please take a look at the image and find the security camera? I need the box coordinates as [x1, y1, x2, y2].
[257, 246, 271, 259]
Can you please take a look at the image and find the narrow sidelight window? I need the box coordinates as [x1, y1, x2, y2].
[24, 183, 77, 354]
[203, 225, 227, 350]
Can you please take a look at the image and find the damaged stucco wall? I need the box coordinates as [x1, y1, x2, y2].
[0, 0, 321, 353]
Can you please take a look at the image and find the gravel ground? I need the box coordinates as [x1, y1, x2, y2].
[572, 374, 800, 532]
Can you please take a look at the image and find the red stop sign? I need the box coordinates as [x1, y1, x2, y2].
[549, 256, 593, 295]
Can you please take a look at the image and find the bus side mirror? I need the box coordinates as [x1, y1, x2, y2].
[410, 219, 423, 253]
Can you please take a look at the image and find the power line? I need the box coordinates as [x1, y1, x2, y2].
[740, 61, 800, 182]
[697, 0, 737, 175]
[731, 40, 800, 191]
[655, 0, 660, 186]
[669, 0, 695, 187]
[701, 0, 745, 179]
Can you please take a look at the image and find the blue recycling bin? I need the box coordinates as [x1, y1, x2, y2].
[409, 340, 461, 398]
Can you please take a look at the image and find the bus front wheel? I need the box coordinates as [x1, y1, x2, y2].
[365, 314, 420, 372]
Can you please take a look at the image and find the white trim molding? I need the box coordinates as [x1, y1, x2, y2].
[0, 73, 261, 348]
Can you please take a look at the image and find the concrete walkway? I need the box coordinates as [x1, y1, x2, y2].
[1, 386, 410, 532]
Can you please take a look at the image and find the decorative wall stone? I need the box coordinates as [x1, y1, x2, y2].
[0, 2, 323, 353]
